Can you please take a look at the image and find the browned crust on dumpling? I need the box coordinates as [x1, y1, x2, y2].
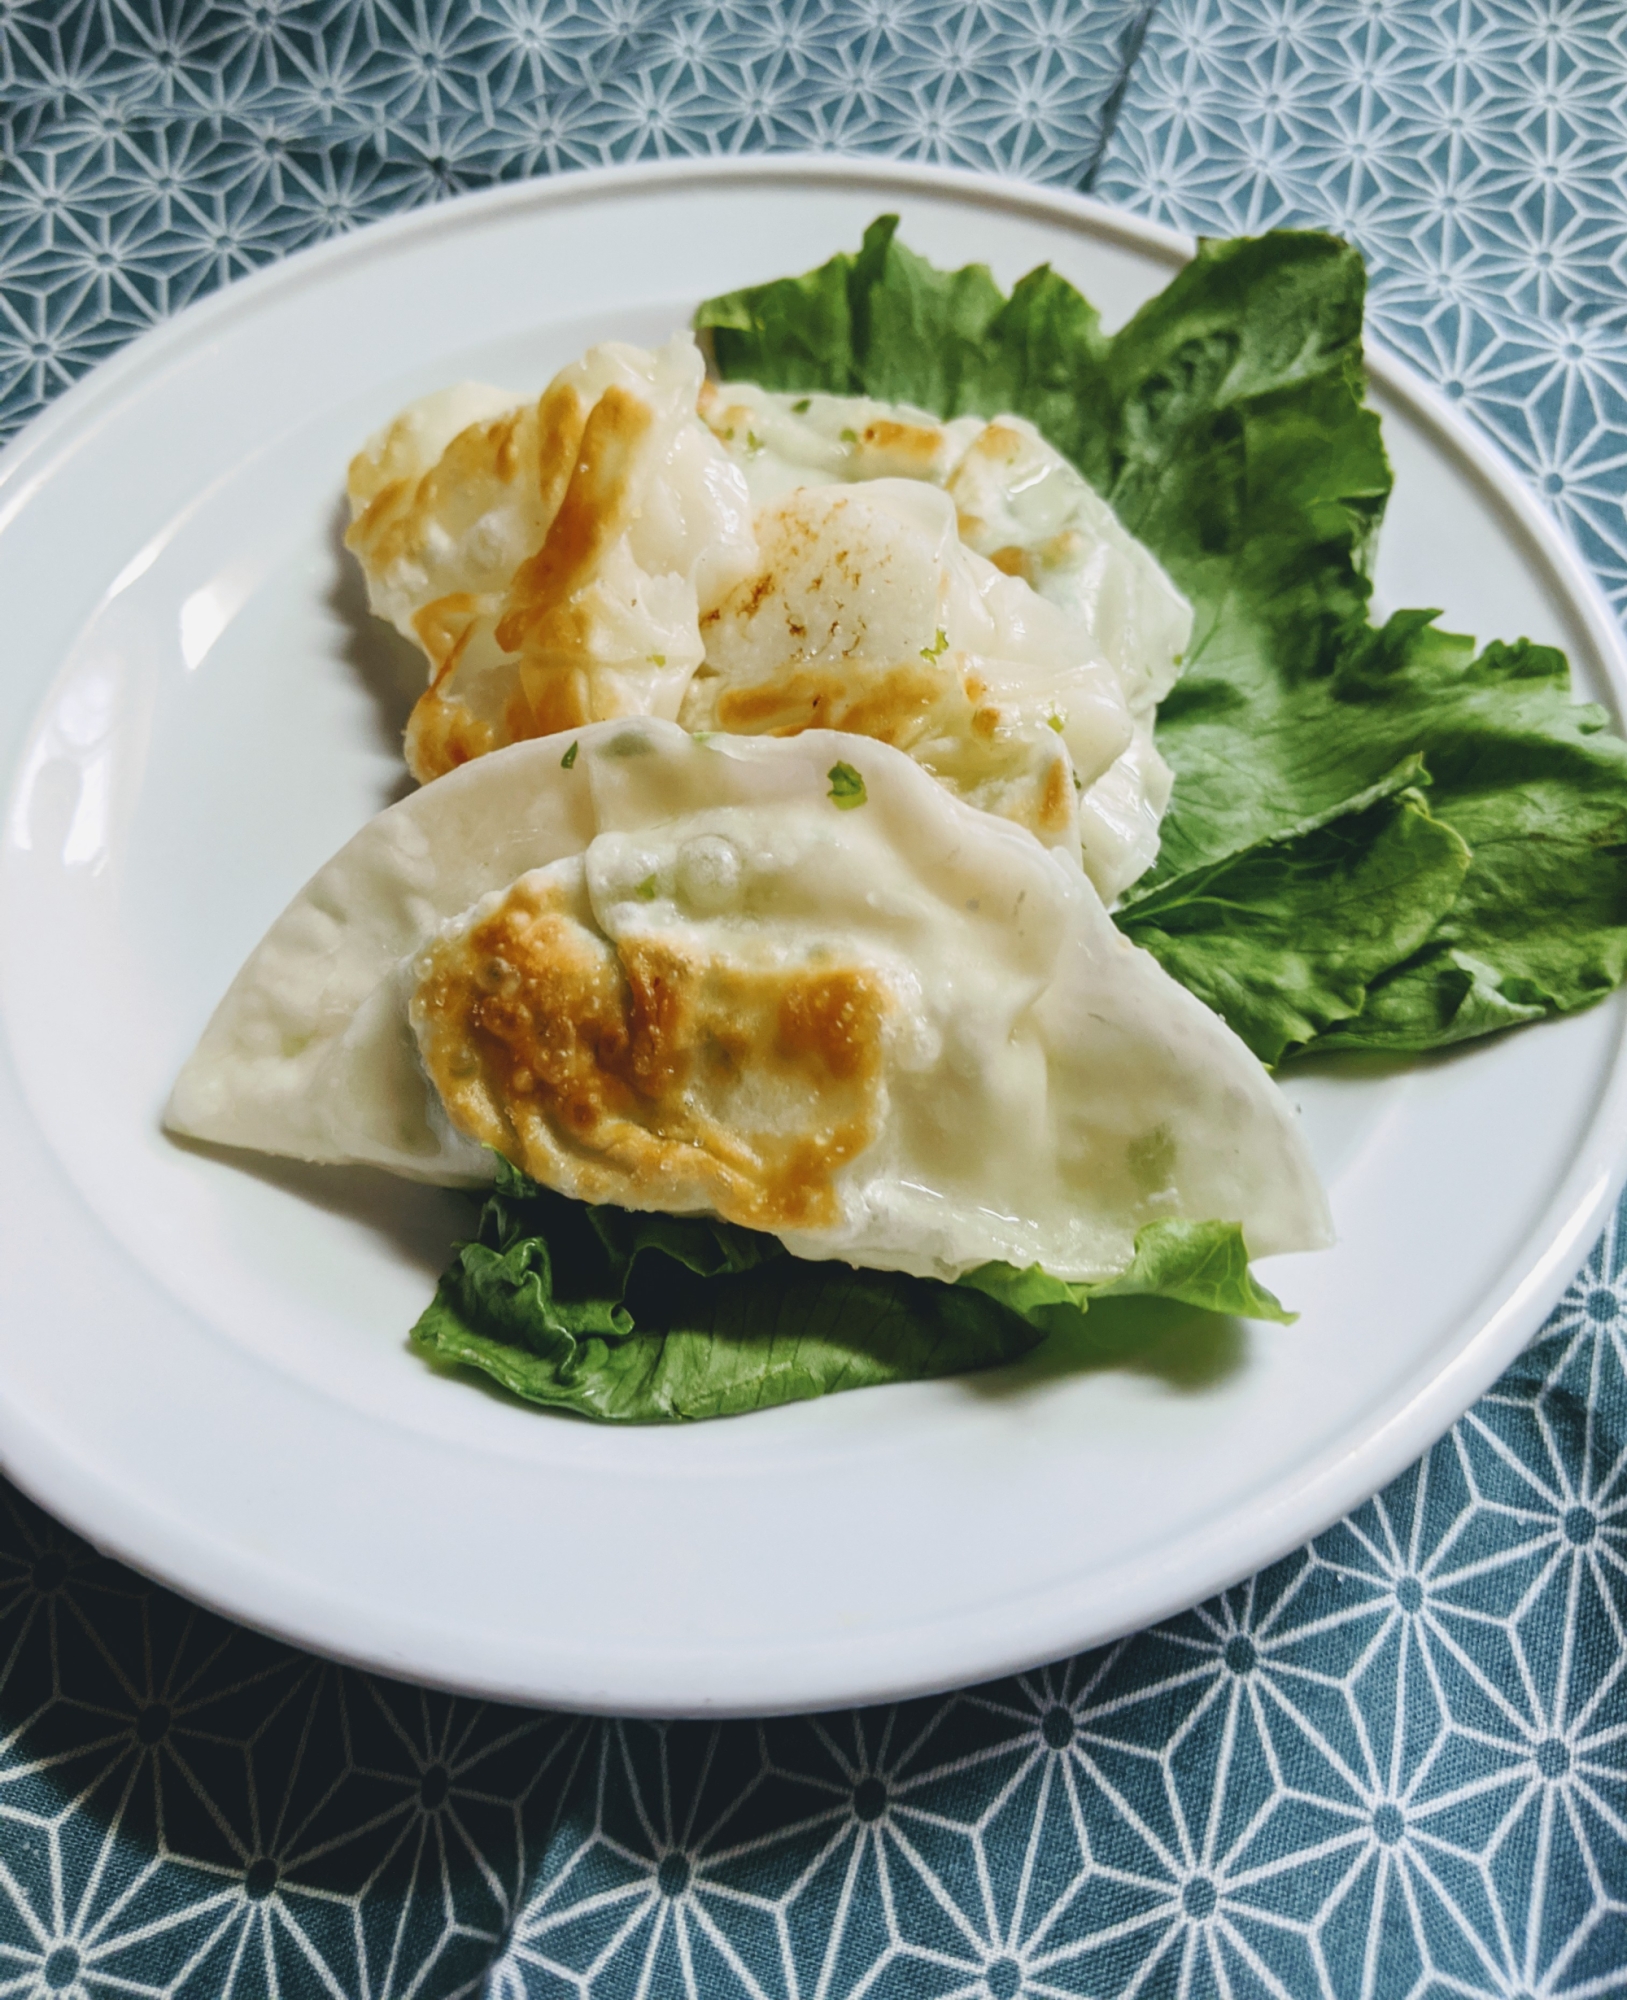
[345, 378, 590, 602]
[412, 871, 891, 1231]
[988, 545, 1034, 582]
[1039, 754, 1075, 833]
[852, 418, 953, 479]
[715, 663, 946, 745]
[495, 386, 655, 655]
[401, 385, 659, 781]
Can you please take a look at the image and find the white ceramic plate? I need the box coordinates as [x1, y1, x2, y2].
[2, 159, 1624, 1718]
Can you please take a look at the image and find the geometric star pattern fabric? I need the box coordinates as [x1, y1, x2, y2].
[1, 1228, 1623, 1996]
[1094, 0, 1627, 620]
[1, 5, 1625, 1997]
[0, 0, 1147, 444]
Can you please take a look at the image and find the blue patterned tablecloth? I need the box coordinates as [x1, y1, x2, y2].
[2, 6, 1625, 1996]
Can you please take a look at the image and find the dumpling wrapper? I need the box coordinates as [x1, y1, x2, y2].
[701, 382, 1194, 898]
[167, 721, 1330, 1285]
[345, 336, 757, 782]
[700, 385, 1190, 712]
[681, 478, 1134, 856]
[344, 349, 1190, 900]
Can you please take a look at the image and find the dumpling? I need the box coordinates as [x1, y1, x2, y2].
[167, 720, 1330, 1284]
[700, 382, 1193, 897]
[699, 384, 1190, 712]
[344, 380, 529, 569]
[696, 379, 985, 506]
[680, 479, 1134, 854]
[945, 417, 1190, 716]
[948, 415, 1193, 893]
[343, 354, 1191, 898]
[345, 336, 758, 782]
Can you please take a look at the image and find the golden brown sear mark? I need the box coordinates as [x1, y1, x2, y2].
[854, 418, 949, 475]
[989, 545, 1033, 582]
[715, 663, 944, 745]
[413, 870, 891, 1231]
[495, 386, 654, 655]
[1040, 754, 1074, 833]
[346, 377, 589, 606]
[395, 384, 659, 782]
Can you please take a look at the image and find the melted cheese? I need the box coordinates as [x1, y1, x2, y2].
[167, 721, 1331, 1282]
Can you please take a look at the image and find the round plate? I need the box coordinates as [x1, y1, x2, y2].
[2, 159, 1624, 1718]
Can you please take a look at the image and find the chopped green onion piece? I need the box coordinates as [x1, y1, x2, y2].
[827, 762, 867, 809]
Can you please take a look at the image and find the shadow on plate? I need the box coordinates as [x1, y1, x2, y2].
[165, 1130, 474, 1281]
[1283, 1034, 1512, 1083]
[324, 493, 421, 801]
[964, 1294, 1249, 1402]
[171, 1128, 1253, 1410]
[166, 1133, 544, 1409]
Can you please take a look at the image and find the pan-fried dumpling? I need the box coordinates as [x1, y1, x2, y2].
[344, 351, 1191, 898]
[345, 381, 527, 572]
[680, 479, 1133, 854]
[345, 337, 757, 782]
[947, 415, 1192, 892]
[697, 380, 985, 501]
[700, 384, 1190, 707]
[701, 382, 1193, 896]
[167, 721, 1330, 1284]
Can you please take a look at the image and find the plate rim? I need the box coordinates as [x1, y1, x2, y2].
[2, 153, 1626, 1716]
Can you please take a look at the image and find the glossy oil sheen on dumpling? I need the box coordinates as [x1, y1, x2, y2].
[167, 721, 1330, 1284]
[681, 479, 1132, 854]
[346, 336, 757, 781]
[700, 381, 1193, 898]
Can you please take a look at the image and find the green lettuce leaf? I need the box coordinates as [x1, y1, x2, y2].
[1117, 762, 1473, 1063]
[1128, 618, 1627, 1050]
[960, 1218, 1294, 1331]
[1294, 634, 1627, 1050]
[411, 1165, 1288, 1422]
[697, 223, 1627, 1058]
